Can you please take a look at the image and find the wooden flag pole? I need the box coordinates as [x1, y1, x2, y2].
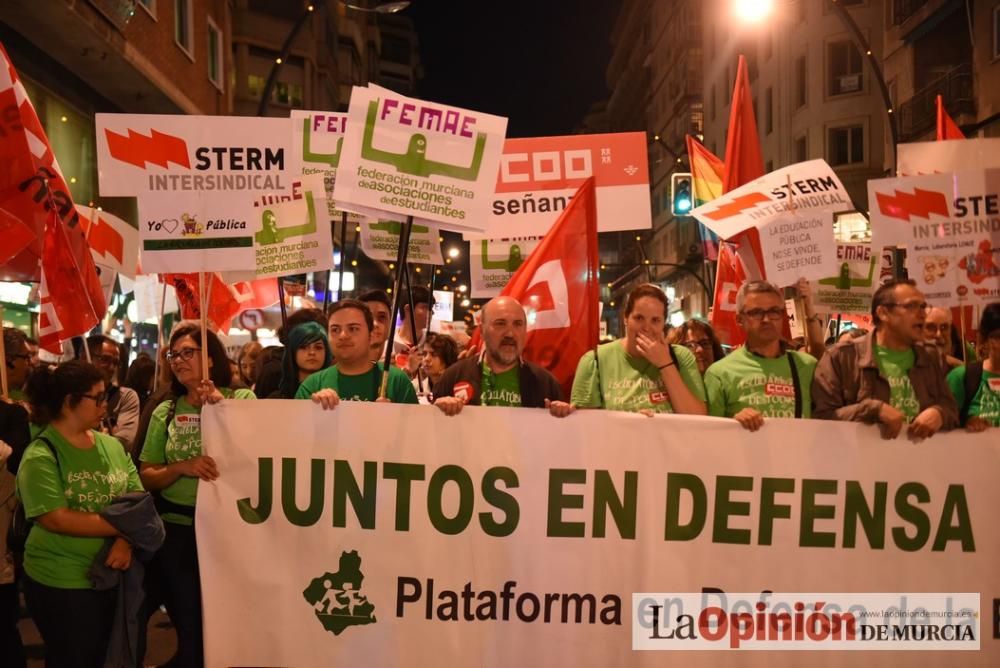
[380, 216, 415, 399]
[153, 281, 167, 393]
[0, 305, 8, 400]
[199, 272, 209, 382]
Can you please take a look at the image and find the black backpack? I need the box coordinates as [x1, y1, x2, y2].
[6, 436, 60, 556]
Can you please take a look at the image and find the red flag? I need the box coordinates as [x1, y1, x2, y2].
[471, 178, 600, 396]
[710, 243, 747, 348]
[936, 95, 965, 141]
[161, 274, 280, 333]
[722, 55, 765, 194]
[0, 207, 34, 266]
[0, 44, 107, 335]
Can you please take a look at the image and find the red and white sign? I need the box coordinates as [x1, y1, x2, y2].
[453, 381, 475, 404]
[239, 309, 264, 331]
[466, 132, 650, 239]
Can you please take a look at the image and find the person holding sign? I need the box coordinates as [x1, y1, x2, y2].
[704, 281, 818, 430]
[571, 285, 707, 416]
[432, 297, 571, 416]
[139, 323, 255, 668]
[296, 300, 417, 407]
[812, 280, 959, 440]
[16, 361, 145, 668]
[948, 303, 1000, 431]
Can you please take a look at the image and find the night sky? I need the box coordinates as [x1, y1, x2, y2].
[407, 0, 623, 138]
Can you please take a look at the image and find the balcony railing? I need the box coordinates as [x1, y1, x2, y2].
[897, 63, 974, 142]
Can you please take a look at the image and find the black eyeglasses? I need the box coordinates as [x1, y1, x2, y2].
[742, 308, 785, 322]
[79, 392, 107, 407]
[165, 348, 201, 363]
[682, 339, 713, 351]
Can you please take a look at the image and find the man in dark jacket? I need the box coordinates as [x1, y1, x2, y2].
[812, 279, 959, 439]
[433, 297, 574, 417]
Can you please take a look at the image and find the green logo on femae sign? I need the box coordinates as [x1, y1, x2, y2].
[303, 551, 377, 636]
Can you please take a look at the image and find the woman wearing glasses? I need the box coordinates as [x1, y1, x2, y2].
[139, 323, 254, 667]
[668, 319, 726, 375]
[571, 284, 707, 415]
[15, 360, 144, 667]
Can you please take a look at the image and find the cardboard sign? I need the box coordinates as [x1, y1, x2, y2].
[289, 110, 362, 223]
[469, 237, 542, 298]
[868, 169, 1000, 305]
[359, 218, 443, 265]
[757, 210, 839, 287]
[813, 243, 887, 315]
[333, 86, 508, 233]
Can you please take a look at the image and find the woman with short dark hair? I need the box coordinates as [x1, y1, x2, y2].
[139, 323, 254, 667]
[16, 360, 145, 667]
[414, 333, 459, 403]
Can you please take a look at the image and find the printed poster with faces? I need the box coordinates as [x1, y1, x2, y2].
[868, 169, 1000, 306]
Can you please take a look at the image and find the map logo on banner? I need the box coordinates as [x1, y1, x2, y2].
[868, 169, 1000, 305]
[470, 237, 541, 298]
[466, 132, 651, 240]
[302, 551, 377, 636]
[333, 86, 508, 233]
[692, 160, 851, 286]
[95, 113, 293, 272]
[359, 219, 443, 264]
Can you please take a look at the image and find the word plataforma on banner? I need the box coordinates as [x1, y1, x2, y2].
[332, 85, 508, 233]
[692, 160, 851, 286]
[470, 237, 541, 298]
[868, 169, 1000, 305]
[358, 218, 443, 264]
[468, 132, 651, 240]
[95, 113, 293, 272]
[221, 183, 333, 282]
[813, 243, 893, 315]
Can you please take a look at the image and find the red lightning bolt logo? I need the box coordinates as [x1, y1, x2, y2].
[703, 192, 772, 220]
[105, 128, 190, 169]
[80, 214, 125, 266]
[876, 188, 949, 222]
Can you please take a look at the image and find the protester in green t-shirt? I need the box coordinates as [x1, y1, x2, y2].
[297, 299, 418, 407]
[139, 322, 254, 667]
[948, 303, 1000, 431]
[571, 284, 707, 415]
[705, 280, 817, 430]
[432, 297, 571, 416]
[15, 360, 143, 667]
[813, 279, 959, 439]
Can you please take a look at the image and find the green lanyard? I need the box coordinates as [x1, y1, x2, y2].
[480, 358, 497, 402]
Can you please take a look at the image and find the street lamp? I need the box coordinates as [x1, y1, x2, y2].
[342, 1, 410, 12]
[731, 0, 898, 172]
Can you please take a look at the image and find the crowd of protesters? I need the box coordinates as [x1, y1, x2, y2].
[1, 277, 998, 666]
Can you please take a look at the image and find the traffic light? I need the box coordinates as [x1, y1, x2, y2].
[671, 172, 693, 216]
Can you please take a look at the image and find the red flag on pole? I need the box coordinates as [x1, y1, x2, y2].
[470, 178, 600, 396]
[161, 273, 280, 333]
[722, 55, 765, 194]
[936, 95, 965, 141]
[710, 243, 748, 348]
[0, 43, 107, 348]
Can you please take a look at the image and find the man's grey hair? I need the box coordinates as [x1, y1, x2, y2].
[735, 280, 784, 313]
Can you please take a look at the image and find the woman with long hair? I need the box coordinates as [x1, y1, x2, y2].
[138, 323, 254, 667]
[272, 322, 332, 399]
[16, 361, 144, 667]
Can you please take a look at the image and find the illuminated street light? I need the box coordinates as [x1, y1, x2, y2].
[458, 284, 467, 292]
[733, 0, 774, 22]
[447, 247, 460, 258]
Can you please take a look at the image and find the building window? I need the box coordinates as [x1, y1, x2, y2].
[765, 87, 773, 135]
[207, 19, 223, 89]
[174, 0, 193, 56]
[994, 5, 1000, 59]
[138, 0, 155, 18]
[794, 55, 807, 108]
[828, 40, 863, 96]
[795, 135, 808, 162]
[828, 125, 864, 166]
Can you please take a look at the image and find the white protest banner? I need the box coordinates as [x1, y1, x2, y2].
[691, 160, 850, 285]
[219, 184, 333, 282]
[898, 137, 1000, 176]
[95, 113, 292, 271]
[468, 132, 650, 240]
[200, 402, 998, 667]
[469, 237, 541, 297]
[359, 218, 444, 264]
[867, 170, 1000, 305]
[813, 243, 884, 315]
[333, 86, 508, 233]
